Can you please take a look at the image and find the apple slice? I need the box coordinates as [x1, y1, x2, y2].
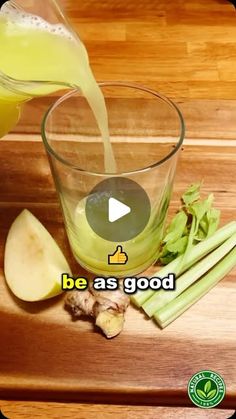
[4, 209, 71, 302]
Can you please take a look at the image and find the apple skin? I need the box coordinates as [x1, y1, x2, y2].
[4, 209, 71, 302]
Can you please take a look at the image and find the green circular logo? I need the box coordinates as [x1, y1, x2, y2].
[188, 370, 226, 409]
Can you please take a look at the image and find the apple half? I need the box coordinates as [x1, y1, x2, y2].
[4, 209, 71, 302]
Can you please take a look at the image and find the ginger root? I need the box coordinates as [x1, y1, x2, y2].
[65, 284, 129, 338]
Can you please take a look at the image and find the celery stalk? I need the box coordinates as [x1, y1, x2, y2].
[154, 246, 236, 328]
[143, 232, 236, 316]
[131, 221, 236, 307]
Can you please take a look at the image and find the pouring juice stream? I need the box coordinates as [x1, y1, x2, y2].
[0, 1, 164, 276]
[0, 1, 116, 173]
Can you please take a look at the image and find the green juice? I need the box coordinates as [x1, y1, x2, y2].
[0, 2, 116, 172]
[0, 100, 21, 137]
[63, 197, 164, 277]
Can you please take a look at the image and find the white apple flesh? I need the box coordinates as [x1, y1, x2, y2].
[4, 209, 71, 302]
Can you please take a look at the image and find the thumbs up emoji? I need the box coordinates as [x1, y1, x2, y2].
[108, 245, 128, 265]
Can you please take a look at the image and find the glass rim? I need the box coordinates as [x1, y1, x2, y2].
[41, 82, 185, 177]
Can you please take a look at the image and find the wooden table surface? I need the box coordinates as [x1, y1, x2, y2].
[1, 0, 236, 418]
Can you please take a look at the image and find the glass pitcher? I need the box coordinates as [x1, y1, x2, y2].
[0, 0, 97, 137]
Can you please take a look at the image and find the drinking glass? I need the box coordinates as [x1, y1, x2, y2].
[41, 83, 185, 277]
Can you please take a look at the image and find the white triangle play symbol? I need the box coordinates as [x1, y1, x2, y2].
[108, 197, 131, 223]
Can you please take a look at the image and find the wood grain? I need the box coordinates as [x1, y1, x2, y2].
[0, 140, 236, 408]
[0, 401, 235, 419]
[16, 97, 236, 140]
[1, 0, 236, 416]
[58, 0, 236, 101]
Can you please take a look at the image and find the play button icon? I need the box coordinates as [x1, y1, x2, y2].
[85, 177, 151, 242]
[108, 198, 131, 223]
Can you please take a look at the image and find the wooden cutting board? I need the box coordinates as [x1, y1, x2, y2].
[0, 135, 235, 408]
